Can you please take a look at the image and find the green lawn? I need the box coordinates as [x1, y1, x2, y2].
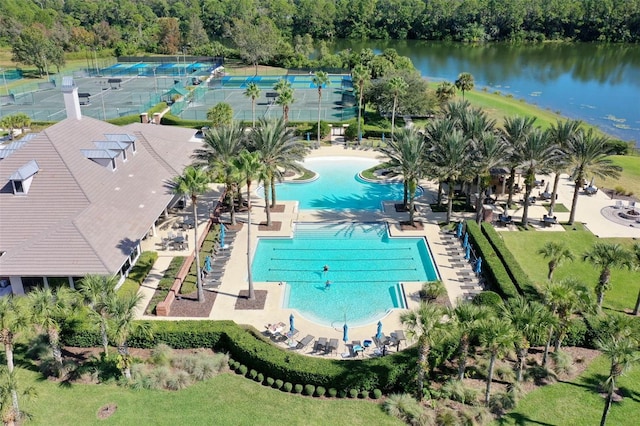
[500, 229, 638, 313]
[19, 369, 400, 426]
[599, 155, 640, 198]
[495, 355, 640, 426]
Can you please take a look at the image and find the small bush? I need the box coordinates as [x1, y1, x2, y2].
[283, 382, 293, 392]
[304, 384, 316, 396]
[150, 343, 174, 366]
[232, 361, 240, 370]
[257, 373, 264, 383]
[266, 377, 275, 387]
[238, 365, 248, 376]
[349, 389, 359, 398]
[551, 350, 575, 375]
[249, 369, 258, 380]
[166, 371, 192, 390]
[337, 389, 347, 398]
[275, 379, 284, 389]
[372, 389, 382, 399]
[384, 393, 426, 425]
[328, 388, 337, 397]
[310, 121, 330, 139]
[315, 386, 326, 397]
[472, 291, 503, 308]
[359, 390, 369, 399]
[441, 380, 480, 405]
[293, 384, 303, 394]
[489, 391, 517, 415]
[419, 280, 447, 301]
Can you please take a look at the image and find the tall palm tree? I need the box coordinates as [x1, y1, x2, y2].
[388, 76, 408, 140]
[471, 131, 506, 224]
[192, 124, 245, 225]
[633, 243, 640, 315]
[171, 166, 211, 303]
[233, 149, 264, 300]
[275, 87, 294, 123]
[429, 128, 470, 223]
[425, 117, 458, 207]
[108, 293, 149, 380]
[312, 71, 330, 146]
[518, 128, 557, 226]
[378, 127, 428, 225]
[450, 302, 491, 380]
[583, 243, 634, 310]
[477, 317, 516, 405]
[78, 274, 118, 355]
[28, 287, 75, 375]
[0, 297, 28, 419]
[244, 82, 261, 128]
[596, 335, 640, 426]
[400, 302, 446, 401]
[0, 367, 35, 426]
[455, 72, 475, 100]
[547, 119, 583, 211]
[502, 297, 551, 382]
[273, 78, 291, 95]
[351, 64, 370, 144]
[537, 242, 575, 281]
[565, 129, 622, 224]
[502, 116, 537, 207]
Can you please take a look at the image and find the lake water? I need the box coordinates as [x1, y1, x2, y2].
[330, 40, 640, 147]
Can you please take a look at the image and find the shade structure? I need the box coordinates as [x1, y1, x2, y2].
[463, 232, 469, 248]
[219, 225, 226, 247]
[376, 321, 383, 340]
[289, 314, 295, 333]
[475, 257, 483, 274]
[456, 221, 463, 238]
[465, 244, 471, 260]
[343, 323, 349, 343]
[204, 255, 212, 272]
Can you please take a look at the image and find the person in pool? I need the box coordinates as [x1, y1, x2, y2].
[322, 265, 329, 277]
[325, 280, 331, 289]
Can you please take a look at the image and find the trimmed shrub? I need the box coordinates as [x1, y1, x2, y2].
[238, 365, 248, 376]
[327, 388, 337, 397]
[266, 377, 275, 387]
[563, 317, 589, 347]
[349, 389, 359, 398]
[472, 291, 503, 308]
[359, 390, 370, 399]
[372, 389, 382, 399]
[481, 222, 533, 294]
[257, 373, 264, 383]
[315, 386, 326, 397]
[249, 369, 258, 380]
[275, 379, 284, 389]
[283, 382, 293, 392]
[304, 384, 316, 396]
[338, 389, 347, 398]
[310, 121, 330, 139]
[232, 361, 240, 370]
[293, 384, 303, 394]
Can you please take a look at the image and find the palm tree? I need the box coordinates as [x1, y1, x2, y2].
[428, 128, 470, 223]
[502, 116, 537, 207]
[583, 243, 634, 310]
[547, 119, 583, 212]
[537, 242, 575, 281]
[0, 297, 29, 420]
[171, 166, 211, 303]
[472, 131, 507, 224]
[108, 293, 149, 380]
[518, 128, 557, 226]
[273, 78, 291, 95]
[477, 317, 516, 405]
[275, 87, 294, 123]
[450, 302, 491, 380]
[192, 124, 245, 225]
[633, 243, 640, 315]
[243, 82, 261, 128]
[596, 335, 640, 426]
[312, 71, 330, 146]
[435, 81, 457, 105]
[400, 302, 446, 401]
[388, 76, 408, 140]
[425, 117, 458, 207]
[0, 367, 35, 426]
[378, 127, 428, 225]
[455, 72, 475, 100]
[565, 129, 622, 224]
[233, 149, 264, 300]
[78, 274, 118, 356]
[351, 64, 370, 144]
[28, 287, 75, 375]
[502, 297, 551, 382]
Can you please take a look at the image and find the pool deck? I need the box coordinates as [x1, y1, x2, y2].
[135, 144, 639, 358]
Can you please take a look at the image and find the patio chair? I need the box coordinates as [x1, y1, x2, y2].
[614, 200, 624, 209]
[327, 338, 339, 354]
[296, 334, 314, 350]
[629, 200, 637, 210]
[314, 337, 328, 353]
[352, 340, 364, 356]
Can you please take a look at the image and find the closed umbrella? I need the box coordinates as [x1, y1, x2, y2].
[589, 176, 595, 188]
[289, 314, 295, 334]
[381, 133, 385, 143]
[463, 232, 469, 248]
[219, 224, 226, 247]
[475, 257, 483, 275]
[456, 221, 463, 238]
[376, 321, 383, 340]
[343, 323, 349, 344]
[544, 182, 550, 193]
[204, 255, 212, 273]
[465, 244, 471, 260]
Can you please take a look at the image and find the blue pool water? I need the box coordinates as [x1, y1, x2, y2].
[265, 157, 417, 210]
[252, 223, 438, 326]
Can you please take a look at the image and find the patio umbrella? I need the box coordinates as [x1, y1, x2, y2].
[456, 221, 463, 238]
[343, 323, 349, 344]
[219, 224, 226, 247]
[463, 232, 469, 248]
[589, 176, 595, 188]
[475, 257, 483, 275]
[204, 255, 212, 273]
[376, 321, 383, 340]
[544, 182, 550, 193]
[381, 133, 385, 142]
[465, 244, 471, 260]
[289, 314, 295, 333]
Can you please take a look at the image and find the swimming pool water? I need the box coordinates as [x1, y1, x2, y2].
[252, 223, 438, 326]
[264, 157, 418, 210]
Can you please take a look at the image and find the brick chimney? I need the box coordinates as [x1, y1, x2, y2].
[61, 76, 82, 120]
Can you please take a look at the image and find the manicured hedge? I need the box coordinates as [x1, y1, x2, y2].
[145, 256, 185, 315]
[160, 113, 210, 129]
[465, 221, 518, 299]
[480, 223, 534, 295]
[127, 251, 158, 285]
[61, 319, 416, 393]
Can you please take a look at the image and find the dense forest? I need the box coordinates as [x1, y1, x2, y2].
[1, 0, 639, 74]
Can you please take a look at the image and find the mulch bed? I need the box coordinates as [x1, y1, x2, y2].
[269, 204, 286, 213]
[395, 203, 419, 213]
[235, 290, 267, 310]
[168, 290, 217, 317]
[97, 404, 117, 420]
[399, 220, 424, 231]
[259, 221, 282, 231]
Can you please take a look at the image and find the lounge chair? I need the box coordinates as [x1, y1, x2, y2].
[315, 337, 327, 353]
[327, 338, 339, 354]
[352, 340, 364, 356]
[296, 334, 314, 350]
[614, 200, 624, 209]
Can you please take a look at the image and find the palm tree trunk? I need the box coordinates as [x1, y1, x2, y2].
[416, 338, 429, 401]
[485, 353, 496, 405]
[5, 342, 14, 372]
[548, 260, 556, 281]
[391, 97, 397, 140]
[357, 87, 363, 145]
[11, 388, 20, 425]
[437, 181, 443, 206]
[597, 287, 605, 310]
[403, 180, 408, 208]
[476, 182, 486, 224]
[550, 172, 560, 211]
[516, 346, 527, 382]
[522, 178, 533, 226]
[507, 168, 516, 207]
[457, 336, 469, 380]
[600, 376, 615, 426]
[246, 184, 255, 300]
[542, 327, 554, 367]
[633, 288, 640, 315]
[251, 99, 256, 128]
[568, 177, 582, 224]
[100, 317, 109, 355]
[264, 180, 272, 227]
[119, 345, 132, 380]
[446, 180, 455, 223]
[317, 91, 322, 146]
[408, 182, 416, 226]
[270, 176, 277, 208]
[193, 196, 204, 303]
[227, 184, 237, 225]
[49, 327, 63, 372]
